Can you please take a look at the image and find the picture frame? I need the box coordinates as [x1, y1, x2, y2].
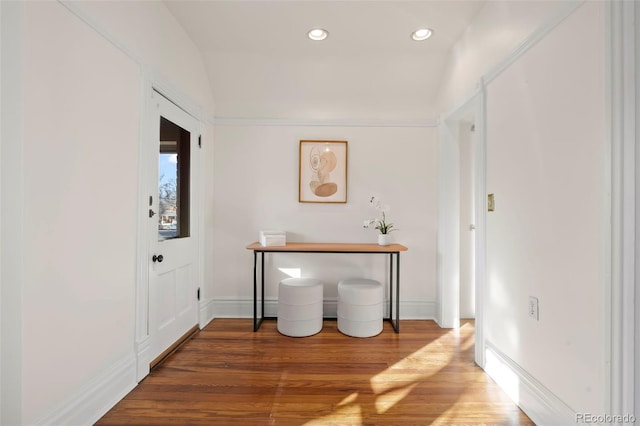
[299, 140, 348, 203]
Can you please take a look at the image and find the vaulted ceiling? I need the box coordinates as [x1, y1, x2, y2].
[164, 1, 485, 122]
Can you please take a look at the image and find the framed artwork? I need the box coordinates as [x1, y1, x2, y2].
[299, 140, 348, 203]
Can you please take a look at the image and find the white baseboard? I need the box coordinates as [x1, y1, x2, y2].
[199, 298, 216, 328]
[210, 298, 436, 320]
[34, 354, 137, 426]
[400, 300, 437, 319]
[483, 341, 576, 425]
[135, 337, 151, 382]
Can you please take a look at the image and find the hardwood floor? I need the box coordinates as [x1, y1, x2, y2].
[97, 319, 534, 425]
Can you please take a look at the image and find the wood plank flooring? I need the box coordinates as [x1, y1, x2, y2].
[97, 319, 534, 425]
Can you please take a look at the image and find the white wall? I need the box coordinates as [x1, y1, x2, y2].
[440, 0, 608, 418]
[437, 0, 567, 113]
[485, 2, 606, 412]
[67, 0, 214, 117]
[1, 1, 215, 424]
[22, 3, 140, 422]
[212, 124, 437, 316]
[206, 51, 443, 123]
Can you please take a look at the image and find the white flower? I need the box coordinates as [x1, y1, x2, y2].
[363, 219, 377, 229]
[363, 195, 397, 235]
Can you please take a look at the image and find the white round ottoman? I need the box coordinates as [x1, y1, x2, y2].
[277, 277, 323, 337]
[337, 278, 383, 338]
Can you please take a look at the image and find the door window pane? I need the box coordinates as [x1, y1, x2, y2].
[158, 117, 190, 240]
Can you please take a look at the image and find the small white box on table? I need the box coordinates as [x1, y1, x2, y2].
[259, 230, 286, 247]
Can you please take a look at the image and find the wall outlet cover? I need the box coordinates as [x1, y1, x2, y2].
[528, 296, 539, 320]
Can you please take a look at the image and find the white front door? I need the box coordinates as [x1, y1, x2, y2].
[148, 91, 200, 364]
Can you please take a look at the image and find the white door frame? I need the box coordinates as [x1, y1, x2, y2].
[1, 2, 25, 423]
[134, 82, 204, 381]
[437, 83, 487, 366]
[635, 0, 639, 415]
[607, 0, 637, 418]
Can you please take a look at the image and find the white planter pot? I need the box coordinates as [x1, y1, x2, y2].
[378, 234, 391, 246]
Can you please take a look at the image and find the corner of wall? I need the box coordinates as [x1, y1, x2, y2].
[200, 298, 216, 328]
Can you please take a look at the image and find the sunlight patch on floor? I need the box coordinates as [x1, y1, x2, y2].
[336, 392, 359, 407]
[303, 327, 473, 424]
[434, 403, 467, 424]
[460, 330, 475, 351]
[374, 382, 418, 414]
[370, 334, 453, 394]
[303, 402, 361, 426]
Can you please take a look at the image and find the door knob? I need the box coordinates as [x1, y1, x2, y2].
[152, 254, 164, 263]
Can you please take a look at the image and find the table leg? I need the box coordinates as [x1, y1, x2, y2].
[260, 252, 265, 328]
[395, 253, 400, 333]
[253, 251, 258, 331]
[253, 251, 266, 332]
[385, 253, 400, 333]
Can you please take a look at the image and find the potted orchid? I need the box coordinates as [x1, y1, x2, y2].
[363, 196, 396, 245]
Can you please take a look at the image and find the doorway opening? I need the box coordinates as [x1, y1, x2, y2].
[437, 89, 486, 366]
[458, 121, 476, 322]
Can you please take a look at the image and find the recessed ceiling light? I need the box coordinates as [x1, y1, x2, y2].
[411, 28, 433, 41]
[308, 28, 329, 41]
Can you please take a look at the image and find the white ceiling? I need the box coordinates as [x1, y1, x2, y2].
[164, 1, 486, 122]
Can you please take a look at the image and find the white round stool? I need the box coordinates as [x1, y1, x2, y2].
[337, 278, 383, 338]
[277, 277, 323, 337]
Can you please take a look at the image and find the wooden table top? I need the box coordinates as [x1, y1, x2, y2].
[246, 242, 408, 252]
